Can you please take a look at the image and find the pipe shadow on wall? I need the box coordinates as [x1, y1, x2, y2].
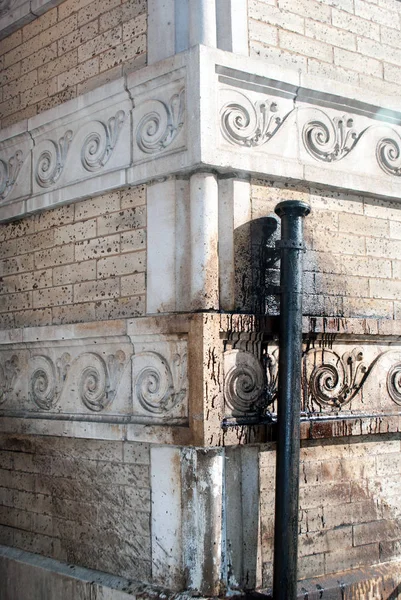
[234, 216, 281, 314]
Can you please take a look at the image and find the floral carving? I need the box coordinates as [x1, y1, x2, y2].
[136, 89, 185, 154]
[0, 355, 19, 405]
[133, 351, 187, 414]
[81, 110, 125, 172]
[78, 350, 126, 412]
[304, 347, 368, 408]
[376, 134, 401, 176]
[220, 90, 285, 147]
[303, 112, 359, 162]
[29, 353, 70, 410]
[0, 151, 24, 200]
[36, 130, 73, 188]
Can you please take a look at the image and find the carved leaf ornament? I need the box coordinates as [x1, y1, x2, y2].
[302, 112, 359, 162]
[36, 130, 73, 188]
[133, 351, 187, 414]
[0, 151, 24, 200]
[222, 346, 401, 417]
[136, 89, 185, 154]
[220, 90, 286, 147]
[81, 110, 125, 171]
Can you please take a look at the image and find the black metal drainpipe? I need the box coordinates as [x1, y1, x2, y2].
[273, 200, 311, 600]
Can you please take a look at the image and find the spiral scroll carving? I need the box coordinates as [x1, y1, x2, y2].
[79, 362, 108, 412]
[29, 355, 58, 410]
[387, 363, 401, 405]
[0, 150, 24, 200]
[36, 130, 73, 188]
[220, 91, 285, 147]
[133, 351, 186, 414]
[306, 348, 367, 408]
[77, 351, 125, 412]
[136, 89, 185, 154]
[81, 110, 125, 172]
[303, 112, 359, 162]
[376, 135, 401, 176]
[224, 349, 266, 414]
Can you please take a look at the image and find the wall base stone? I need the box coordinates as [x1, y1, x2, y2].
[0, 545, 163, 600]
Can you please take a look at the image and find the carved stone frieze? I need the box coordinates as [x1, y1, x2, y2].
[0, 150, 25, 199]
[81, 110, 125, 172]
[136, 89, 185, 154]
[0, 355, 19, 405]
[0, 326, 188, 424]
[29, 353, 70, 410]
[77, 350, 126, 412]
[35, 130, 73, 188]
[223, 347, 277, 417]
[302, 112, 360, 163]
[131, 340, 188, 419]
[304, 347, 368, 409]
[220, 89, 288, 147]
[222, 341, 401, 420]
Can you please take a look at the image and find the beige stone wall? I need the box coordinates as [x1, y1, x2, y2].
[251, 181, 400, 319]
[248, 0, 401, 95]
[0, 0, 146, 128]
[0, 433, 151, 580]
[260, 435, 401, 586]
[0, 184, 146, 329]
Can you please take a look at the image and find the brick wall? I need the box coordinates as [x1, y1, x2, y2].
[0, 184, 146, 329]
[250, 181, 400, 319]
[260, 435, 401, 586]
[248, 0, 401, 96]
[0, 0, 146, 128]
[0, 433, 151, 580]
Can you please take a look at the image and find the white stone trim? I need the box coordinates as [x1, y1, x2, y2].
[189, 172, 219, 311]
[0, 318, 189, 430]
[147, 0, 248, 63]
[3, 46, 401, 222]
[0, 0, 64, 40]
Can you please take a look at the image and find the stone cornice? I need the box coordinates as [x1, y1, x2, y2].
[2, 46, 401, 221]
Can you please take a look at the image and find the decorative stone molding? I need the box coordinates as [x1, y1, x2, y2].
[302, 112, 360, 163]
[35, 130, 73, 188]
[221, 329, 401, 421]
[81, 110, 126, 172]
[132, 341, 188, 419]
[3, 47, 401, 220]
[220, 90, 285, 147]
[0, 319, 189, 426]
[135, 89, 185, 155]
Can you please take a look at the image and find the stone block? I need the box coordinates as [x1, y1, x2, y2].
[75, 235, 120, 262]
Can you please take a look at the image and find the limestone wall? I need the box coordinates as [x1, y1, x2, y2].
[0, 184, 146, 329]
[248, 0, 401, 96]
[0, 433, 151, 582]
[259, 435, 401, 588]
[250, 180, 401, 319]
[0, 0, 146, 128]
